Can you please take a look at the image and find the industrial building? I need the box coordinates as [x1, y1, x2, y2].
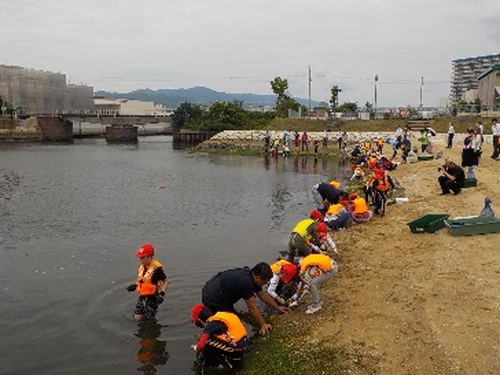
[450, 53, 500, 106]
[0, 65, 94, 114]
[477, 65, 500, 109]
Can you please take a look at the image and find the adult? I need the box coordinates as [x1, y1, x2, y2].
[461, 128, 477, 167]
[337, 130, 346, 150]
[446, 123, 455, 148]
[491, 118, 500, 160]
[311, 182, 345, 214]
[301, 132, 309, 151]
[201, 263, 287, 335]
[419, 129, 429, 153]
[438, 158, 465, 195]
[127, 244, 169, 321]
[288, 210, 323, 261]
[395, 126, 403, 148]
[322, 129, 329, 148]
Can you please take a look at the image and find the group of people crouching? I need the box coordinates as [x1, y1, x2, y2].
[188, 175, 396, 368]
[128, 166, 396, 370]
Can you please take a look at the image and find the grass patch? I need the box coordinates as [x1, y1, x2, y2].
[237, 314, 360, 375]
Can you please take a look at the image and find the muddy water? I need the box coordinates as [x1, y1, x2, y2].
[0, 136, 350, 375]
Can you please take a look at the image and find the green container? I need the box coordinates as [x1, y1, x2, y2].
[417, 155, 434, 161]
[463, 178, 477, 188]
[407, 214, 450, 233]
[445, 216, 500, 236]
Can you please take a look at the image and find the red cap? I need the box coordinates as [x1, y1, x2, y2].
[310, 209, 324, 222]
[281, 263, 298, 284]
[191, 304, 205, 323]
[317, 222, 328, 237]
[349, 194, 358, 201]
[135, 243, 154, 258]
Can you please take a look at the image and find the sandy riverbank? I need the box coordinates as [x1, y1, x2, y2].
[307, 140, 499, 373]
[241, 136, 500, 375]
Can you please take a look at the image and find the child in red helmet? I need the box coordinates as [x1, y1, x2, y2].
[191, 304, 248, 369]
[127, 244, 169, 321]
[267, 260, 299, 305]
[315, 222, 338, 255]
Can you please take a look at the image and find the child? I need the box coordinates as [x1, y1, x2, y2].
[288, 254, 338, 314]
[313, 139, 320, 156]
[267, 260, 299, 305]
[367, 168, 394, 216]
[191, 305, 248, 369]
[348, 194, 372, 223]
[127, 244, 169, 321]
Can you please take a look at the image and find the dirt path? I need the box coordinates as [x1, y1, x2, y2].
[315, 141, 500, 374]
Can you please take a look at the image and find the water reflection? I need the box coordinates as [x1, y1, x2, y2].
[135, 321, 169, 374]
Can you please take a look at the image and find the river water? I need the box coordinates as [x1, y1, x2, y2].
[0, 136, 350, 375]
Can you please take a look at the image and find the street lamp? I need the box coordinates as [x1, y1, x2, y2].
[374, 75, 379, 118]
[419, 76, 424, 109]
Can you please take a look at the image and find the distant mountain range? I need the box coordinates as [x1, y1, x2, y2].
[95, 86, 319, 109]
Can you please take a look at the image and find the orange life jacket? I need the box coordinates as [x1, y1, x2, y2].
[374, 175, 390, 192]
[326, 203, 343, 216]
[208, 312, 247, 346]
[353, 197, 369, 214]
[300, 254, 334, 274]
[137, 259, 163, 296]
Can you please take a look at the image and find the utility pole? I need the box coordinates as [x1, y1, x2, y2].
[308, 65, 312, 112]
[419, 76, 424, 109]
[374, 75, 378, 119]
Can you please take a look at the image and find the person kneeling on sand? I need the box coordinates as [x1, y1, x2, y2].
[287, 254, 338, 314]
[348, 194, 373, 223]
[438, 158, 465, 195]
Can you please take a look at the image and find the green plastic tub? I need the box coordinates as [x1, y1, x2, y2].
[417, 155, 434, 161]
[463, 178, 477, 188]
[445, 216, 500, 236]
[407, 214, 450, 234]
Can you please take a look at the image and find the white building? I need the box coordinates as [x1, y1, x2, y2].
[94, 98, 173, 116]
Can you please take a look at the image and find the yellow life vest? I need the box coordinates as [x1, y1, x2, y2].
[292, 219, 315, 240]
[208, 311, 247, 345]
[137, 259, 163, 296]
[300, 254, 333, 274]
[270, 259, 291, 274]
[326, 203, 343, 216]
[363, 141, 371, 149]
[353, 198, 369, 214]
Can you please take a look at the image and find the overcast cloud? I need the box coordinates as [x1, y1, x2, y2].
[1, 0, 499, 107]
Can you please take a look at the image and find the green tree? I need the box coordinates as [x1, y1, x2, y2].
[270, 77, 299, 117]
[337, 101, 358, 113]
[270, 77, 289, 100]
[172, 102, 202, 128]
[329, 85, 342, 111]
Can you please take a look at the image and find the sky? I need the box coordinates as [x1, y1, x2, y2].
[1, 0, 499, 108]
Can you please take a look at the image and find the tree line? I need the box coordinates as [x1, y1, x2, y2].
[172, 77, 364, 130]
